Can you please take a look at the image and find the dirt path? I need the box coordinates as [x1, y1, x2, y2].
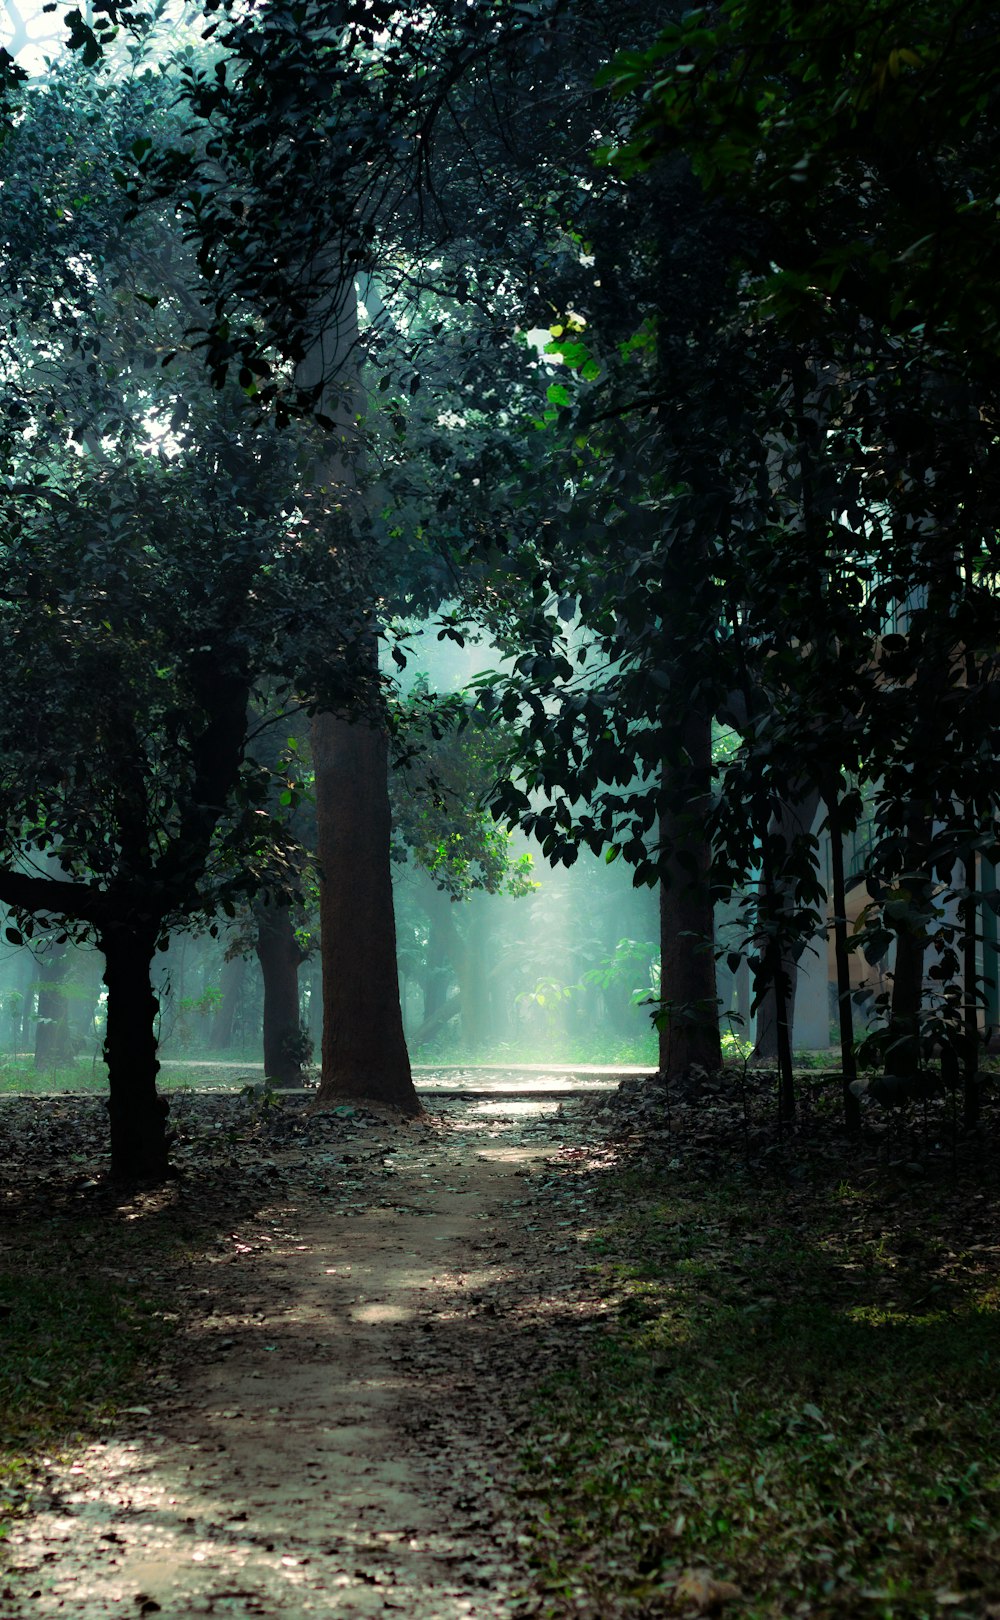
[4, 1098, 609, 1618]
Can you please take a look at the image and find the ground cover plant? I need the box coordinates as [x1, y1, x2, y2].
[517, 1075, 1000, 1620]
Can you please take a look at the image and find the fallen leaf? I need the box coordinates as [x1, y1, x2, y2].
[674, 1568, 743, 1614]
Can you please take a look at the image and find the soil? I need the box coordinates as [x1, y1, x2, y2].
[2, 1094, 613, 1619]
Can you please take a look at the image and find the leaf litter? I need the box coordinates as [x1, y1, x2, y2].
[2, 1068, 1000, 1617]
[0, 1088, 615, 1617]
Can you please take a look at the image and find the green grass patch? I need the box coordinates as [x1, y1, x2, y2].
[411, 1032, 659, 1067]
[0, 1241, 170, 1543]
[0, 1056, 261, 1096]
[520, 1167, 1000, 1619]
[0, 1058, 107, 1095]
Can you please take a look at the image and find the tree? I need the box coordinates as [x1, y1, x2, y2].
[255, 899, 310, 1087]
[70, 0, 931, 1117]
[601, 0, 1000, 1114]
[0, 59, 363, 1177]
[388, 680, 537, 1049]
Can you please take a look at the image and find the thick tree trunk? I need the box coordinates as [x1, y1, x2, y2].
[255, 900, 305, 1087]
[33, 941, 75, 1069]
[658, 711, 721, 1077]
[100, 924, 170, 1184]
[312, 711, 419, 1113]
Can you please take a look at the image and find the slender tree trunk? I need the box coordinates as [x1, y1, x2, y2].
[658, 710, 721, 1077]
[759, 935, 796, 1123]
[750, 785, 823, 1060]
[423, 953, 448, 1023]
[312, 711, 419, 1113]
[420, 882, 490, 1048]
[307, 957, 323, 1049]
[62, 949, 101, 1057]
[962, 848, 980, 1129]
[752, 817, 796, 1123]
[20, 952, 36, 1053]
[256, 899, 305, 1087]
[100, 923, 170, 1183]
[460, 899, 496, 1048]
[885, 813, 931, 1074]
[824, 775, 861, 1134]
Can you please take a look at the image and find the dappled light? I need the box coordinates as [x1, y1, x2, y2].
[1, 0, 999, 1614]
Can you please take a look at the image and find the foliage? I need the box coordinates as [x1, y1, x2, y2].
[0, 51, 392, 1175]
[44, 0, 1000, 1090]
[0, 58, 360, 951]
[587, 0, 1000, 1074]
[390, 679, 537, 901]
[601, 1, 1000, 367]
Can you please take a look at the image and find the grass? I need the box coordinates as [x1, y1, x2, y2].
[410, 1032, 660, 1067]
[0, 1055, 266, 1096]
[519, 1132, 1000, 1618]
[0, 1218, 173, 1544]
[0, 1058, 107, 1095]
[0, 1090, 301, 1552]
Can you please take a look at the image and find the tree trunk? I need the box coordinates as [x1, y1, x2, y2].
[413, 991, 463, 1049]
[305, 956, 322, 1048]
[459, 897, 494, 1049]
[887, 919, 926, 1074]
[419, 882, 492, 1050]
[255, 899, 305, 1087]
[33, 941, 75, 1069]
[750, 784, 823, 1060]
[885, 812, 932, 1075]
[749, 966, 797, 1062]
[100, 924, 171, 1183]
[421, 887, 456, 1023]
[210, 954, 246, 1051]
[824, 775, 861, 1134]
[658, 711, 721, 1077]
[962, 848, 980, 1129]
[312, 711, 420, 1114]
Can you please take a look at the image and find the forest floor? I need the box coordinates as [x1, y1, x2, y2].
[2, 1073, 1000, 1619]
[0, 1089, 616, 1618]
